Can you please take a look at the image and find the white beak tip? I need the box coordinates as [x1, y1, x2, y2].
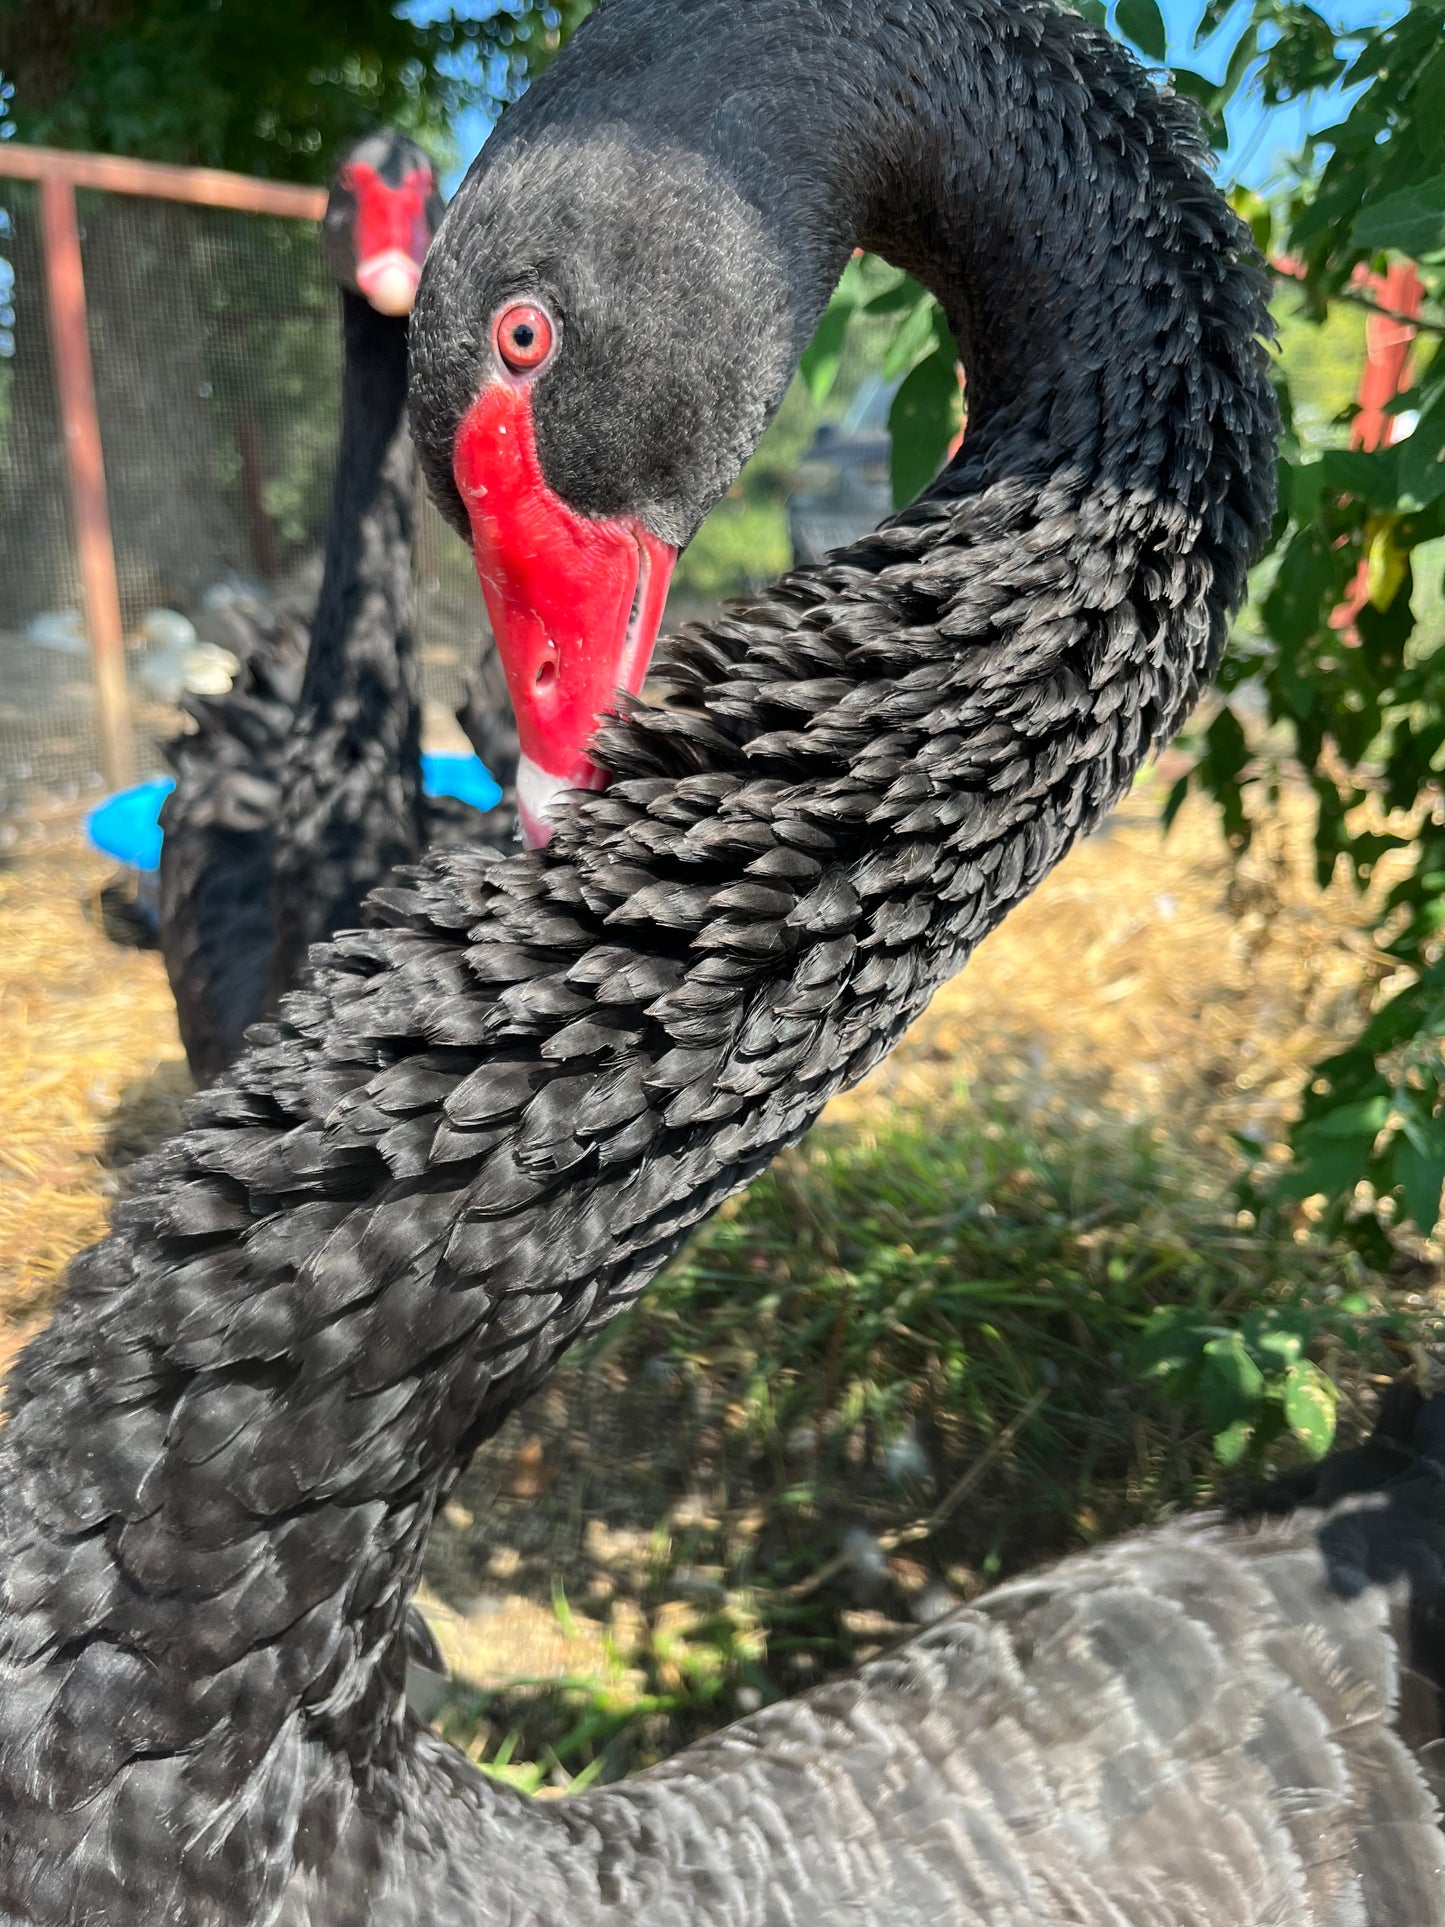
[515, 753, 611, 850]
[516, 755, 563, 849]
[356, 253, 421, 317]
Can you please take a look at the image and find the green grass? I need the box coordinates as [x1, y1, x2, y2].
[642, 1081, 1415, 1503]
[431, 1076, 1428, 1791]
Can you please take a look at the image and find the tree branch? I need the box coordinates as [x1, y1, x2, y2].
[1332, 286, 1445, 339]
[1271, 263, 1445, 340]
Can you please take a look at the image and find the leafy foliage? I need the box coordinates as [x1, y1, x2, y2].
[0, 0, 591, 180]
[652, 1086, 1406, 1476]
[1128, 1300, 1390, 1464]
[1175, 2, 1445, 1253]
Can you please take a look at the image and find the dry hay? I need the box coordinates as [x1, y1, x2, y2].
[0, 825, 189, 1356]
[0, 775, 1380, 1354]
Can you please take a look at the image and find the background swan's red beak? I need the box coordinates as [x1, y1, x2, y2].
[453, 384, 677, 846]
[351, 162, 434, 316]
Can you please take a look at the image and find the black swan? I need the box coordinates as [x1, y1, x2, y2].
[7, 1, 1443, 1919]
[157, 130, 515, 1087]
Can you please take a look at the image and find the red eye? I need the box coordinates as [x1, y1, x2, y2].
[495, 302, 555, 374]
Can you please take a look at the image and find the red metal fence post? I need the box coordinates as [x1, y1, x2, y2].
[1350, 261, 1424, 455]
[1329, 261, 1424, 642]
[38, 174, 136, 792]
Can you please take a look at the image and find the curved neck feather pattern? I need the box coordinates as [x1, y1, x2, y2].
[0, 3, 1275, 1917]
[713, 0, 1270, 593]
[267, 289, 425, 1000]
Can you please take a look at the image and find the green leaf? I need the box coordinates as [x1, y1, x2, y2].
[1416, 47, 1445, 161]
[798, 254, 879, 405]
[1283, 458, 1328, 523]
[1391, 1134, 1445, 1234]
[1364, 516, 1408, 610]
[1161, 773, 1190, 832]
[1352, 174, 1445, 255]
[1199, 1334, 1266, 1432]
[1306, 1094, 1390, 1140]
[1277, 1140, 1376, 1208]
[1299, 1046, 1381, 1114]
[1116, 0, 1167, 61]
[1262, 530, 1341, 648]
[1228, 184, 1272, 254]
[1213, 1418, 1255, 1465]
[1398, 388, 1445, 510]
[1318, 448, 1399, 510]
[1219, 21, 1262, 105]
[798, 300, 850, 408]
[1196, 0, 1235, 39]
[861, 275, 924, 316]
[1282, 1362, 1338, 1459]
[1171, 66, 1218, 109]
[888, 343, 962, 508]
[881, 295, 942, 382]
[1201, 704, 1249, 788]
[1130, 1308, 1210, 1379]
[1253, 1326, 1303, 1371]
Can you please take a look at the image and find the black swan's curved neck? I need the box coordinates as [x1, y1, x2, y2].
[763, 0, 1263, 555]
[0, 5, 1275, 1918]
[720, 1, 1214, 469]
[267, 290, 423, 998]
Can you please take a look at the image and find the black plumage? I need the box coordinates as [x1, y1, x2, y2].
[157, 130, 517, 1086]
[154, 603, 309, 1080]
[8, 2, 1438, 1921]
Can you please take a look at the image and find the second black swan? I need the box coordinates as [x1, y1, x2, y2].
[7, 2, 1444, 1922]
[157, 129, 516, 1086]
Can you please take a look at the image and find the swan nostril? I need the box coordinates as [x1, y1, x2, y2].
[535, 658, 557, 693]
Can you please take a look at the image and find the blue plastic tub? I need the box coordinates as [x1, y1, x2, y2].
[421, 751, 503, 816]
[84, 754, 503, 873]
[85, 778, 174, 872]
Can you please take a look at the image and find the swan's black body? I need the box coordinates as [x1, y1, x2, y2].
[157, 134, 514, 1087]
[262, 283, 433, 1001]
[156, 607, 309, 1081]
[9, 3, 1431, 1922]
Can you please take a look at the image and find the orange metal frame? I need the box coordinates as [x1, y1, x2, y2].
[0, 144, 326, 792]
[38, 178, 134, 789]
[0, 143, 327, 220]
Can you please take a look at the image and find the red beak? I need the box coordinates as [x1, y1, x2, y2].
[350, 163, 433, 316]
[453, 384, 678, 846]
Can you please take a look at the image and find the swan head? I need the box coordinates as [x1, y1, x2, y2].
[325, 129, 445, 319]
[411, 108, 818, 847]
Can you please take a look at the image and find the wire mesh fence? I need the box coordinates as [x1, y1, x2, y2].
[0, 155, 486, 818]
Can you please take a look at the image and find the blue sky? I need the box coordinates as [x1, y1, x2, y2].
[434, 0, 1405, 199]
[1175, 0, 1407, 189]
